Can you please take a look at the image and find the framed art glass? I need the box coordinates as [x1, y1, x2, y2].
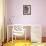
[23, 5, 31, 15]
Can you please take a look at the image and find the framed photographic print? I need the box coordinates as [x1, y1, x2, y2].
[23, 5, 31, 15]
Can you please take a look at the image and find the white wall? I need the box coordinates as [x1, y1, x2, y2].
[7, 0, 46, 37]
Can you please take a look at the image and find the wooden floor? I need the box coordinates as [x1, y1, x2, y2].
[3, 40, 31, 46]
[3, 40, 46, 46]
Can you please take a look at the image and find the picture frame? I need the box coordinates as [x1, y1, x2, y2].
[23, 5, 31, 15]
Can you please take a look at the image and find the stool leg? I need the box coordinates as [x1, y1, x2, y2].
[25, 30, 26, 43]
[1, 42, 3, 46]
[15, 35, 16, 42]
[12, 30, 13, 43]
[7, 27, 8, 43]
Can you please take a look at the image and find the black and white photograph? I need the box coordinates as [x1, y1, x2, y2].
[23, 5, 31, 15]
